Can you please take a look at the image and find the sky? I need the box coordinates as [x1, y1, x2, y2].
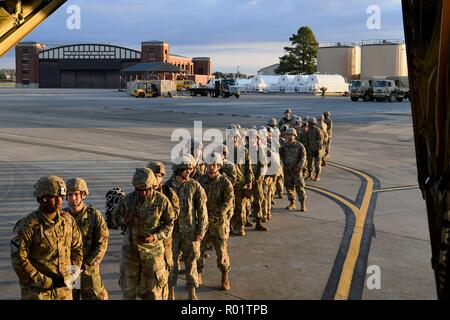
[0, 0, 405, 74]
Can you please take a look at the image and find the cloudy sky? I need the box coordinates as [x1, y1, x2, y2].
[0, 0, 404, 74]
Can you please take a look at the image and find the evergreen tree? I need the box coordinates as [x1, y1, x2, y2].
[275, 26, 319, 75]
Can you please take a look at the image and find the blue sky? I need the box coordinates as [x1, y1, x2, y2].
[0, 0, 404, 74]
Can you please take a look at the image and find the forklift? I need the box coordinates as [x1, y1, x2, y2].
[133, 81, 159, 98]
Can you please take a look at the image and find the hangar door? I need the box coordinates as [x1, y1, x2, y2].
[60, 70, 119, 88]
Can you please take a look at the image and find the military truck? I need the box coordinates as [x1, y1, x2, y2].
[349, 80, 374, 102]
[372, 79, 410, 102]
[187, 78, 240, 98]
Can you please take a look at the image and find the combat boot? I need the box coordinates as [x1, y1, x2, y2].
[277, 191, 284, 199]
[239, 226, 246, 236]
[168, 286, 175, 300]
[188, 287, 198, 300]
[322, 159, 327, 166]
[221, 271, 231, 291]
[286, 200, 296, 210]
[245, 216, 254, 228]
[255, 218, 269, 231]
[300, 199, 307, 212]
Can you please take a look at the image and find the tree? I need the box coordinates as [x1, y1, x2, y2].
[0, 71, 6, 81]
[275, 26, 319, 75]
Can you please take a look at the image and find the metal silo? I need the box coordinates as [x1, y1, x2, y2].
[317, 43, 361, 82]
[360, 40, 408, 79]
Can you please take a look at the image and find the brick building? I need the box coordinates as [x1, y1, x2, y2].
[15, 40, 212, 88]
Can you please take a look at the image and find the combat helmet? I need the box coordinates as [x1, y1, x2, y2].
[147, 161, 166, 175]
[286, 128, 298, 137]
[280, 124, 289, 132]
[33, 176, 67, 198]
[66, 177, 89, 196]
[324, 111, 331, 118]
[267, 118, 278, 127]
[308, 117, 317, 125]
[172, 155, 195, 172]
[132, 168, 156, 190]
[205, 152, 224, 165]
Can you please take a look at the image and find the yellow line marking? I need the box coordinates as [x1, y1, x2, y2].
[306, 185, 359, 215]
[373, 185, 419, 193]
[324, 163, 374, 300]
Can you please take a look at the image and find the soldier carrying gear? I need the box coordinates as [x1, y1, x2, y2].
[198, 153, 235, 292]
[113, 168, 175, 300]
[105, 187, 125, 229]
[165, 157, 208, 300]
[138, 161, 180, 300]
[64, 177, 109, 300]
[11, 176, 83, 300]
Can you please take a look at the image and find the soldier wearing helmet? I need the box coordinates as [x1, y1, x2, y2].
[113, 168, 175, 300]
[139, 161, 180, 300]
[164, 157, 208, 300]
[197, 152, 234, 291]
[11, 176, 83, 300]
[280, 128, 308, 212]
[267, 118, 278, 128]
[323, 111, 333, 160]
[278, 108, 295, 128]
[306, 117, 326, 181]
[246, 128, 269, 232]
[64, 177, 109, 300]
[215, 144, 237, 186]
[316, 115, 329, 166]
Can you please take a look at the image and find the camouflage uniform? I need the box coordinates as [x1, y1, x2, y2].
[113, 172, 175, 300]
[197, 173, 234, 276]
[280, 139, 307, 204]
[306, 125, 326, 179]
[64, 204, 109, 300]
[11, 210, 83, 300]
[164, 176, 208, 291]
[230, 145, 254, 235]
[324, 117, 333, 157]
[278, 117, 294, 128]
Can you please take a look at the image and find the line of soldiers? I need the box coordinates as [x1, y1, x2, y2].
[9, 109, 333, 300]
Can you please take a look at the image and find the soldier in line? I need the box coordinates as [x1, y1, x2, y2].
[306, 117, 326, 181]
[113, 168, 175, 300]
[323, 111, 333, 160]
[280, 128, 308, 212]
[197, 153, 235, 291]
[133, 161, 181, 300]
[164, 156, 208, 300]
[64, 178, 109, 300]
[11, 176, 83, 300]
[229, 129, 254, 236]
[248, 128, 269, 231]
[278, 109, 295, 128]
[275, 124, 289, 199]
[317, 115, 329, 167]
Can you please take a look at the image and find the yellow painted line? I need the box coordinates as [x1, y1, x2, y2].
[373, 185, 419, 193]
[327, 163, 374, 300]
[306, 185, 359, 215]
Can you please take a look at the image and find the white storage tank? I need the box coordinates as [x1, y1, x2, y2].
[361, 40, 408, 79]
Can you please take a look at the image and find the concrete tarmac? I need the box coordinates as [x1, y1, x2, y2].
[0, 89, 436, 299]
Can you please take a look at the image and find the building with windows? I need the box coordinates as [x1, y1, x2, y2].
[15, 40, 212, 88]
